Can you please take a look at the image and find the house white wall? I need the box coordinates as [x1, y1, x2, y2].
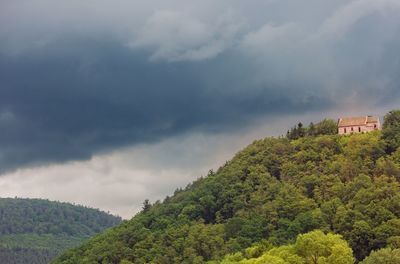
[338, 123, 379, 135]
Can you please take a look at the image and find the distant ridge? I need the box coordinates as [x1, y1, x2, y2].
[0, 197, 122, 264]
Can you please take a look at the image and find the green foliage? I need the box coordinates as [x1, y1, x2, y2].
[142, 199, 152, 212]
[294, 230, 354, 264]
[0, 248, 57, 264]
[54, 112, 400, 264]
[360, 247, 400, 264]
[311, 119, 338, 136]
[0, 198, 121, 236]
[287, 119, 337, 140]
[0, 198, 121, 264]
[0, 234, 82, 251]
[219, 230, 354, 264]
[287, 122, 306, 140]
[382, 110, 400, 153]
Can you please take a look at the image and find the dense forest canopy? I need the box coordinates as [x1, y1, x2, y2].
[0, 198, 122, 264]
[54, 111, 400, 264]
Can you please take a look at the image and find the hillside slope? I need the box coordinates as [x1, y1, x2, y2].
[54, 112, 400, 264]
[0, 198, 122, 264]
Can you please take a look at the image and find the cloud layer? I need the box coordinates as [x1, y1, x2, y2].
[1, 0, 400, 172]
[0, 113, 345, 218]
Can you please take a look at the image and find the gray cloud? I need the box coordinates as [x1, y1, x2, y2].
[0, 0, 400, 172]
[130, 9, 245, 61]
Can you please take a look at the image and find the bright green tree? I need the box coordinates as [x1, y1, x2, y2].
[294, 230, 354, 264]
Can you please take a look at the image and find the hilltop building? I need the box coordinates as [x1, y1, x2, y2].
[338, 116, 380, 135]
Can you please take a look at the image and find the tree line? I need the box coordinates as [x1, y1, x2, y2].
[0, 198, 122, 264]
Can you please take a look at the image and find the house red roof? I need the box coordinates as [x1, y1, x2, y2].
[367, 116, 379, 123]
[338, 116, 379, 127]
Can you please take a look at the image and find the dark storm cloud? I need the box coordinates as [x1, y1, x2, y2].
[0, 37, 330, 172]
[1, 0, 400, 172]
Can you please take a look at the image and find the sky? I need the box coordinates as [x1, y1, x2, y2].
[0, 0, 400, 218]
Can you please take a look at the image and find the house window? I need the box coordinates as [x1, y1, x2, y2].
[344, 128, 347, 133]
[351, 127, 354, 132]
[374, 124, 377, 129]
[358, 127, 361, 132]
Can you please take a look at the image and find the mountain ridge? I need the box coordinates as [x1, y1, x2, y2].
[54, 111, 400, 263]
[0, 197, 122, 264]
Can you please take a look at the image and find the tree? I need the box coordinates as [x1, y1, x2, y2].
[387, 236, 400, 249]
[142, 199, 151, 212]
[294, 230, 354, 264]
[298, 123, 306, 138]
[308, 122, 316, 136]
[219, 230, 353, 264]
[287, 123, 306, 140]
[314, 119, 337, 136]
[347, 221, 373, 260]
[360, 248, 400, 264]
[382, 110, 400, 153]
[287, 126, 299, 140]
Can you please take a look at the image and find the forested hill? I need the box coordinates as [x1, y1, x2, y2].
[54, 110, 400, 264]
[0, 198, 122, 264]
